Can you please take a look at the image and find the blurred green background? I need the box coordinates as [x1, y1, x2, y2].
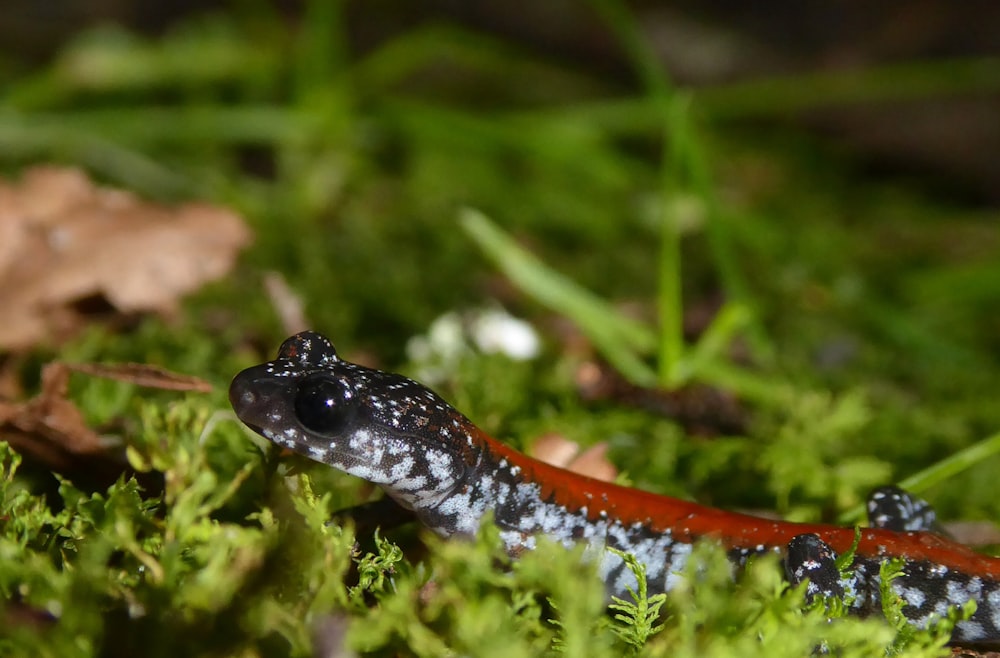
[3, 0, 1000, 530]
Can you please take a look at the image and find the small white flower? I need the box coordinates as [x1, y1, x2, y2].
[406, 307, 540, 383]
[470, 308, 540, 360]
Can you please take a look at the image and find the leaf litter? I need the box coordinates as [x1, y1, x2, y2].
[0, 166, 252, 351]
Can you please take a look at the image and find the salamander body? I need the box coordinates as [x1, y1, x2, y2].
[230, 331, 1000, 643]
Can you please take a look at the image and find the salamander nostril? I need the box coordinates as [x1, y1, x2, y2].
[229, 373, 254, 414]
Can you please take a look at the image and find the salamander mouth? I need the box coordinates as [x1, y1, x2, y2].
[240, 420, 265, 436]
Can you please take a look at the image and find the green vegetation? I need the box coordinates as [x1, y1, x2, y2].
[2, 0, 999, 655]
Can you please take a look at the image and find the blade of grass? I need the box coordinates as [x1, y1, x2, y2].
[658, 97, 699, 386]
[694, 360, 793, 406]
[354, 23, 600, 97]
[590, 0, 687, 387]
[381, 98, 648, 197]
[837, 430, 1000, 525]
[665, 106, 774, 365]
[293, 0, 347, 100]
[589, 0, 771, 380]
[460, 208, 658, 386]
[460, 209, 792, 404]
[0, 106, 311, 149]
[686, 302, 751, 376]
[587, 0, 674, 98]
[511, 57, 1000, 135]
[897, 430, 1000, 495]
[2, 23, 281, 110]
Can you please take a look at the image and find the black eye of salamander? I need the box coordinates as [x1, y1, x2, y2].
[294, 377, 353, 435]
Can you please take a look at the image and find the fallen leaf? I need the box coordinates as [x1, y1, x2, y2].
[531, 433, 617, 482]
[0, 359, 198, 489]
[0, 166, 252, 351]
[530, 433, 580, 469]
[944, 521, 1000, 549]
[566, 443, 618, 483]
[0, 362, 118, 481]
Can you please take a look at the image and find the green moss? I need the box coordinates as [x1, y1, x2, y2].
[1, 0, 999, 653]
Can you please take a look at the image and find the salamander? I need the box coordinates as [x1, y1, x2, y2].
[229, 331, 1000, 644]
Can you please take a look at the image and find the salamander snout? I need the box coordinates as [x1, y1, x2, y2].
[229, 366, 275, 435]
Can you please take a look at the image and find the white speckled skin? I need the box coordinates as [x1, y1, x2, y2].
[231, 332, 1000, 644]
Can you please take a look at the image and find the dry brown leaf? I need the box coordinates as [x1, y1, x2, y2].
[0, 362, 113, 476]
[0, 359, 198, 488]
[531, 433, 618, 482]
[530, 433, 581, 469]
[944, 521, 1000, 549]
[567, 443, 619, 483]
[0, 166, 252, 351]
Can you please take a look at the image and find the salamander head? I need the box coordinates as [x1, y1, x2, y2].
[229, 331, 475, 509]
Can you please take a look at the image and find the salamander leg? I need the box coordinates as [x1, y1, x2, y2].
[785, 486, 943, 608]
[866, 485, 942, 534]
[785, 533, 846, 601]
